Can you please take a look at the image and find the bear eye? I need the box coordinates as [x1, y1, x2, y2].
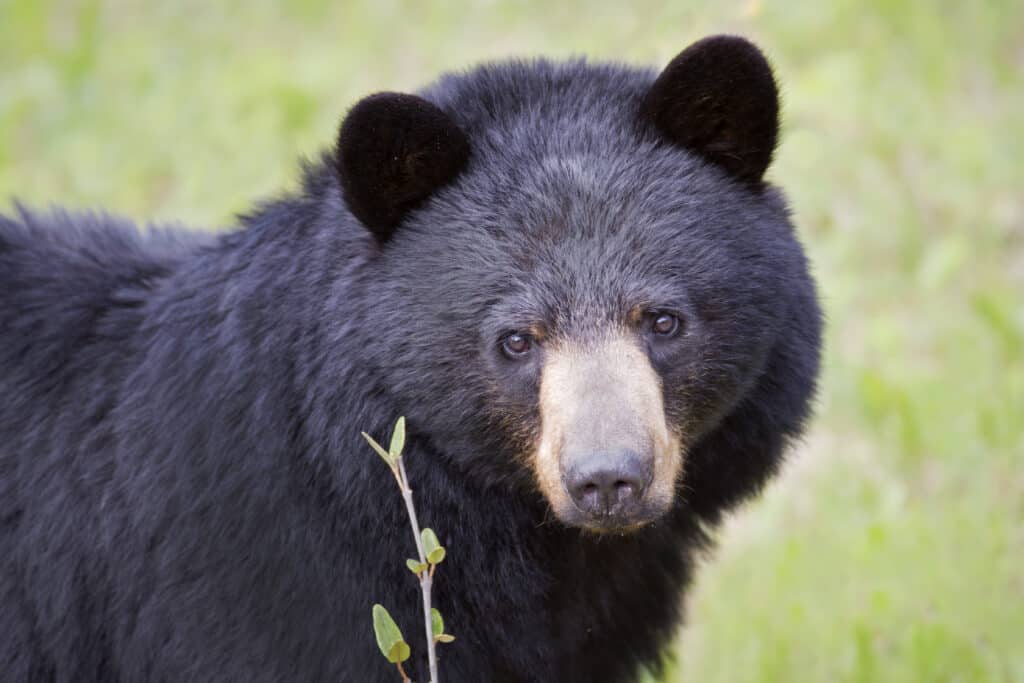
[648, 312, 681, 337]
[501, 333, 534, 359]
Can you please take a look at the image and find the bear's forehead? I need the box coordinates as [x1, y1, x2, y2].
[415, 58, 739, 242]
[425, 58, 658, 141]
[412, 147, 745, 308]
[390, 58, 789, 324]
[444, 141, 727, 265]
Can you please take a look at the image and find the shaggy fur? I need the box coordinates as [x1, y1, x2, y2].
[0, 36, 821, 682]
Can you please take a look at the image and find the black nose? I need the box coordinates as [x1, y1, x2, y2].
[564, 451, 651, 517]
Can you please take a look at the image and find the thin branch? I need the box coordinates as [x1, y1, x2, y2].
[396, 459, 440, 683]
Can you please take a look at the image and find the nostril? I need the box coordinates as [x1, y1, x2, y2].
[571, 481, 604, 515]
[565, 453, 651, 516]
[613, 479, 637, 503]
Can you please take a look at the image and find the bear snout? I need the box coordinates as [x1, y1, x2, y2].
[532, 334, 684, 531]
[562, 449, 653, 523]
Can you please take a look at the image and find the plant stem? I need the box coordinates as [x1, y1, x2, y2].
[395, 661, 412, 683]
[396, 459, 440, 683]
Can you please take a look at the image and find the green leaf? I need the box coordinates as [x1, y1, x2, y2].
[421, 528, 446, 564]
[406, 559, 428, 575]
[389, 416, 406, 460]
[421, 528, 440, 555]
[361, 432, 396, 468]
[372, 604, 410, 663]
[432, 608, 454, 643]
[387, 640, 411, 663]
[421, 528, 439, 553]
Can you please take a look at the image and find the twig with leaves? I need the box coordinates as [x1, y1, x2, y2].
[362, 417, 455, 683]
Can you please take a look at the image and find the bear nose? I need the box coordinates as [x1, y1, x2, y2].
[564, 451, 651, 517]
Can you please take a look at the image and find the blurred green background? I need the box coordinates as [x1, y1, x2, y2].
[2, 1, 1021, 681]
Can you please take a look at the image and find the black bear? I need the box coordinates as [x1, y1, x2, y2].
[0, 35, 821, 682]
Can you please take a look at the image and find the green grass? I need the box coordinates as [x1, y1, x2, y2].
[2, 1, 1021, 681]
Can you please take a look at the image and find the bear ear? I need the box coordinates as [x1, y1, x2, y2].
[335, 92, 470, 243]
[640, 35, 779, 185]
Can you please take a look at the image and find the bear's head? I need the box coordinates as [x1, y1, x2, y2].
[335, 36, 815, 533]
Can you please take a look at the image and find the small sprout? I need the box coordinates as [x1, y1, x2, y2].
[406, 559, 428, 575]
[362, 417, 407, 471]
[431, 608, 456, 644]
[389, 416, 406, 460]
[362, 431, 397, 469]
[431, 608, 444, 638]
[372, 604, 411, 664]
[365, 416, 448, 681]
[421, 528, 446, 565]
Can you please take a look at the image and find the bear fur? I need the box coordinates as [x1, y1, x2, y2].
[0, 36, 821, 682]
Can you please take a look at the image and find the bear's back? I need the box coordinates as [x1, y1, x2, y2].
[0, 209, 207, 387]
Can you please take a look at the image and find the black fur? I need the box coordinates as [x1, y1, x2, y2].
[641, 35, 779, 184]
[0, 36, 821, 682]
[336, 92, 471, 242]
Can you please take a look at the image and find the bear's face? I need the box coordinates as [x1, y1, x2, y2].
[340, 37, 798, 532]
